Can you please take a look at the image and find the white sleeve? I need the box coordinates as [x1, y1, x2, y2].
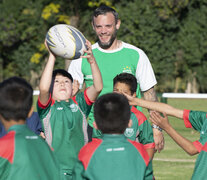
[68, 58, 84, 89]
[136, 49, 157, 92]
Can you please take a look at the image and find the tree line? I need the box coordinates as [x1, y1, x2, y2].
[0, 0, 206, 93]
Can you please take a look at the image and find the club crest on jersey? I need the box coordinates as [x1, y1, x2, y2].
[122, 66, 132, 74]
[70, 104, 79, 112]
[124, 128, 134, 137]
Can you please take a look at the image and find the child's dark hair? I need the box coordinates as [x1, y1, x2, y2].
[49, 69, 73, 93]
[94, 93, 130, 134]
[92, 4, 119, 25]
[0, 76, 33, 121]
[113, 73, 137, 95]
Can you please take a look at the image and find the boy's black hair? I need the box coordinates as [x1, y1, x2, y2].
[49, 69, 73, 93]
[92, 4, 119, 25]
[94, 93, 130, 134]
[113, 73, 137, 95]
[0, 76, 33, 121]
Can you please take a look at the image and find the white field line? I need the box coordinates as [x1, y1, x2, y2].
[153, 158, 196, 163]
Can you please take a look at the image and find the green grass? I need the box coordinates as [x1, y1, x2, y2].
[143, 98, 207, 180]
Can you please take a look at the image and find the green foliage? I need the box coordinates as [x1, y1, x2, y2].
[0, 0, 206, 92]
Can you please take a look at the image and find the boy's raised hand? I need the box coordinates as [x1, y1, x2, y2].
[150, 112, 170, 130]
[81, 40, 95, 64]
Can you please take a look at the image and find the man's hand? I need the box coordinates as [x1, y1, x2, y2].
[150, 112, 171, 153]
[152, 128, 164, 153]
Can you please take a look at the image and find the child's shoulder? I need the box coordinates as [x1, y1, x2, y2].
[131, 106, 147, 124]
[127, 139, 150, 165]
[0, 131, 16, 163]
[79, 139, 102, 159]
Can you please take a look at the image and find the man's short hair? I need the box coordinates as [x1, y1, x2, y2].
[94, 93, 130, 134]
[113, 73, 137, 95]
[0, 76, 33, 121]
[49, 69, 73, 93]
[92, 4, 119, 25]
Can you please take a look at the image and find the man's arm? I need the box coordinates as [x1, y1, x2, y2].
[143, 87, 164, 152]
[150, 112, 198, 155]
[81, 40, 103, 101]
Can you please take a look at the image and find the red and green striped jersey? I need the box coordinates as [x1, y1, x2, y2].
[183, 109, 207, 152]
[124, 106, 155, 149]
[37, 90, 93, 178]
[0, 124, 61, 180]
[192, 142, 207, 179]
[182, 109, 207, 179]
[73, 134, 153, 180]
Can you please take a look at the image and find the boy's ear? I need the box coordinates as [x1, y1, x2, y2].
[128, 119, 132, 128]
[93, 121, 98, 130]
[27, 106, 34, 119]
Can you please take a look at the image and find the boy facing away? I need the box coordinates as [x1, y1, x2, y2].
[0, 77, 61, 180]
[37, 40, 103, 179]
[73, 93, 153, 180]
[92, 73, 155, 159]
[125, 95, 207, 179]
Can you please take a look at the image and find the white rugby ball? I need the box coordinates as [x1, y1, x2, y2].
[46, 24, 87, 59]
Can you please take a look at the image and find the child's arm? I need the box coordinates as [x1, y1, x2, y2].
[125, 93, 184, 119]
[81, 40, 103, 101]
[39, 41, 55, 104]
[150, 112, 199, 155]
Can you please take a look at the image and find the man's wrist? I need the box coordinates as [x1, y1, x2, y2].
[152, 124, 163, 132]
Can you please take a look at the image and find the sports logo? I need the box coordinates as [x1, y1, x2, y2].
[70, 103, 79, 112]
[122, 66, 132, 74]
[124, 128, 134, 137]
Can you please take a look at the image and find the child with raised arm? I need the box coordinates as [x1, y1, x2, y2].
[0, 77, 61, 180]
[37, 40, 103, 180]
[125, 94, 207, 179]
[73, 93, 153, 180]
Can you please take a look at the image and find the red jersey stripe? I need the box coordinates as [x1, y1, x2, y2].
[183, 109, 192, 128]
[193, 140, 203, 153]
[128, 139, 150, 166]
[131, 106, 147, 126]
[38, 94, 55, 109]
[72, 96, 78, 105]
[144, 143, 155, 149]
[201, 143, 207, 152]
[84, 88, 94, 106]
[0, 131, 15, 163]
[78, 138, 102, 170]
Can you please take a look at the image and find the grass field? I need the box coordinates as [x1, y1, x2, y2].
[33, 96, 207, 179]
[142, 98, 207, 180]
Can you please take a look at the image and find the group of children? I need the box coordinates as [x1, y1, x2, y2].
[0, 39, 207, 180]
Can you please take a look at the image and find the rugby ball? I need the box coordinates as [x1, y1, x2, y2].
[46, 24, 87, 59]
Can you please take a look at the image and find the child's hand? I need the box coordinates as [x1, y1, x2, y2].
[40, 132, 46, 139]
[81, 40, 95, 64]
[122, 92, 138, 106]
[44, 40, 56, 59]
[72, 80, 80, 97]
[149, 112, 170, 130]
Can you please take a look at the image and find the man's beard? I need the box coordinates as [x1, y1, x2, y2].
[98, 30, 117, 49]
